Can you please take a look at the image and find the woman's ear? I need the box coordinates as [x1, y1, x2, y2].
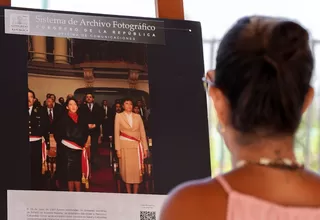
[302, 87, 314, 114]
[207, 69, 229, 127]
[209, 87, 229, 128]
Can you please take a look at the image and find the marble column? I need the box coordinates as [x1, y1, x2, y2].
[32, 36, 47, 62]
[53, 37, 68, 64]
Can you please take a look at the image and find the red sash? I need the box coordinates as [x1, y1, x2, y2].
[29, 136, 47, 174]
[62, 140, 90, 189]
[120, 132, 144, 176]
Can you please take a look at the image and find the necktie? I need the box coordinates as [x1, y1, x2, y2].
[49, 109, 53, 123]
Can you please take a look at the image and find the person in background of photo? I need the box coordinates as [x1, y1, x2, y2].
[79, 93, 104, 170]
[108, 101, 124, 167]
[160, 16, 320, 220]
[110, 101, 123, 144]
[28, 89, 50, 190]
[34, 98, 41, 108]
[114, 101, 123, 114]
[66, 94, 73, 100]
[133, 105, 141, 115]
[114, 98, 148, 194]
[58, 97, 65, 106]
[43, 93, 51, 106]
[55, 98, 89, 192]
[49, 94, 63, 110]
[136, 100, 146, 120]
[44, 96, 65, 189]
[77, 99, 82, 106]
[101, 100, 113, 142]
[110, 101, 123, 138]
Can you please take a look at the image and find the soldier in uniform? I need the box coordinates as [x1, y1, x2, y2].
[28, 89, 50, 190]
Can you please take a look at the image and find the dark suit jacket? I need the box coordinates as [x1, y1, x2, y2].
[54, 113, 89, 147]
[79, 103, 104, 135]
[102, 105, 113, 119]
[29, 105, 50, 144]
[47, 104, 64, 130]
[101, 105, 114, 137]
[43, 104, 64, 148]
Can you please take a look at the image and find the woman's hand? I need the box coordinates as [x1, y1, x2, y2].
[144, 150, 148, 158]
[116, 150, 121, 159]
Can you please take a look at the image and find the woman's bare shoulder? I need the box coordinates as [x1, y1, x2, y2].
[159, 177, 227, 220]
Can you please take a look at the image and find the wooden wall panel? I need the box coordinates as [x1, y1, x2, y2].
[0, 0, 10, 6]
[156, 0, 184, 20]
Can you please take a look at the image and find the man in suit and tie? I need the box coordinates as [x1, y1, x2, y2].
[58, 97, 65, 106]
[80, 93, 104, 169]
[136, 100, 144, 119]
[109, 101, 123, 166]
[45, 97, 63, 135]
[28, 89, 50, 190]
[49, 94, 63, 111]
[43, 93, 51, 107]
[44, 97, 65, 189]
[101, 100, 113, 142]
[136, 99, 150, 121]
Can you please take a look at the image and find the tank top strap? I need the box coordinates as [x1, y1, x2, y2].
[216, 175, 233, 194]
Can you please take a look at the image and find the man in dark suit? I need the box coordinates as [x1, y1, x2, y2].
[110, 101, 123, 140]
[101, 100, 113, 142]
[58, 97, 65, 106]
[43, 93, 51, 107]
[80, 93, 104, 169]
[44, 97, 66, 189]
[50, 94, 63, 111]
[109, 101, 122, 167]
[28, 89, 50, 190]
[136, 99, 147, 120]
[44, 97, 64, 145]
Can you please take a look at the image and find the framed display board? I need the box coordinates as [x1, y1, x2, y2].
[0, 7, 210, 219]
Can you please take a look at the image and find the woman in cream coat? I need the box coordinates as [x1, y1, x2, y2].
[114, 98, 148, 194]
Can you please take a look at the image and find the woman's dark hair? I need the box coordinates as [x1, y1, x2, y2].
[66, 97, 78, 106]
[214, 16, 314, 135]
[122, 97, 133, 104]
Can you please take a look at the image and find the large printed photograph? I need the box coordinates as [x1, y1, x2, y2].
[27, 35, 154, 194]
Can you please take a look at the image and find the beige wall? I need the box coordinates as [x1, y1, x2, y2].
[28, 73, 149, 103]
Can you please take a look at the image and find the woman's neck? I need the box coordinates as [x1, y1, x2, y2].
[229, 134, 296, 163]
[124, 111, 132, 114]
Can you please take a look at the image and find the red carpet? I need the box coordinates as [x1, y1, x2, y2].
[89, 145, 117, 193]
[86, 143, 154, 194]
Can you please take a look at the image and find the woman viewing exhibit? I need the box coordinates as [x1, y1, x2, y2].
[114, 98, 148, 194]
[55, 98, 89, 192]
[160, 16, 320, 220]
